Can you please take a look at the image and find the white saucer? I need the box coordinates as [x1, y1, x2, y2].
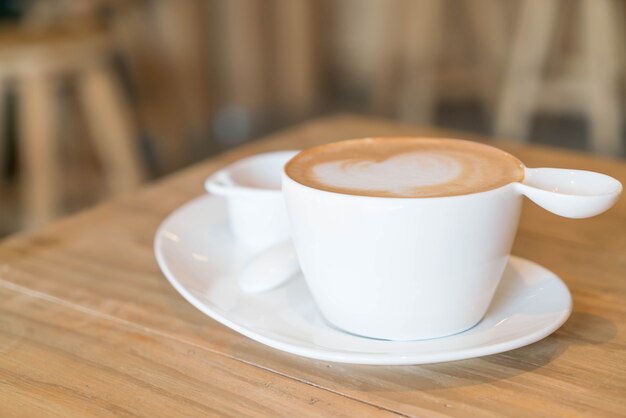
[154, 196, 572, 365]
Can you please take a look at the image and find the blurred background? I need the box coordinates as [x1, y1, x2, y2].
[0, 0, 624, 236]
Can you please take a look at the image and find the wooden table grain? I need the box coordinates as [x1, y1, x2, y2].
[1, 115, 624, 417]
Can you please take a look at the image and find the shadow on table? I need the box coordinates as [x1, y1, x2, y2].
[359, 311, 615, 390]
[259, 310, 617, 394]
[555, 311, 618, 345]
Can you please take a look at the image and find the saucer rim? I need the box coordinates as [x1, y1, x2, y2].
[154, 195, 573, 365]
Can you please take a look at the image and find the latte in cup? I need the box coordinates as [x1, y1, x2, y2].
[285, 137, 524, 198]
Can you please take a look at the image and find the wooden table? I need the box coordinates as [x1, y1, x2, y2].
[1, 115, 624, 417]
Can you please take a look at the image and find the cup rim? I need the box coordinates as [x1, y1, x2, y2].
[282, 171, 523, 202]
[283, 137, 525, 201]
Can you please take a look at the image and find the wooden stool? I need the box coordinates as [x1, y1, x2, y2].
[494, 0, 624, 155]
[0, 25, 145, 228]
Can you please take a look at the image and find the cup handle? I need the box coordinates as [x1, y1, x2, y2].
[514, 168, 622, 218]
[204, 171, 232, 196]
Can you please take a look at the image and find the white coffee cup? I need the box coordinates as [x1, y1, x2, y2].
[205, 151, 298, 250]
[283, 141, 622, 341]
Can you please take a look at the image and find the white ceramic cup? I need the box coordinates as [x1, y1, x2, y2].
[205, 151, 298, 250]
[283, 140, 622, 341]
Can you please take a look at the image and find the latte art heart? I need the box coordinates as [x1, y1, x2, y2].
[286, 138, 525, 198]
[313, 153, 462, 196]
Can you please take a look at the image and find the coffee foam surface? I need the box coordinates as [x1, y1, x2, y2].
[286, 138, 525, 198]
[313, 152, 462, 196]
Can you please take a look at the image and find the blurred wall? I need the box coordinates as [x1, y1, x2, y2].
[0, 0, 624, 233]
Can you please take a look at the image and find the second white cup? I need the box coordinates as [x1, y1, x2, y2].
[205, 151, 298, 250]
